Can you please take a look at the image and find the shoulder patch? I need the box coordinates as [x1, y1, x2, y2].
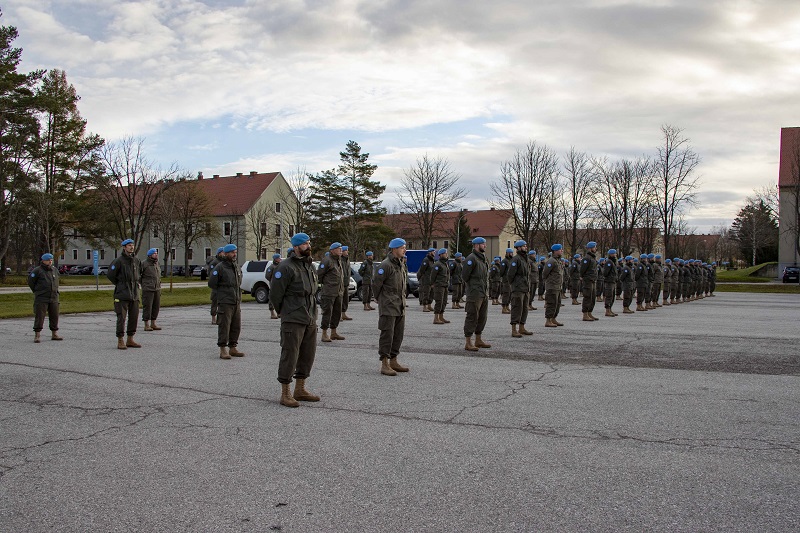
[319, 264, 325, 268]
[511, 262, 516, 266]
[583, 260, 588, 263]
[213, 271, 218, 276]
[274, 271, 282, 279]
[30, 273, 35, 277]
[377, 268, 384, 275]
[435, 266, 439, 270]
[467, 260, 472, 265]
[111, 265, 115, 270]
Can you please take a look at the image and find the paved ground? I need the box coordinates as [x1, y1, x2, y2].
[1, 293, 798, 532]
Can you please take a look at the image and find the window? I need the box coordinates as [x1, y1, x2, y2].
[275, 224, 281, 237]
[507, 240, 511, 248]
[72, 250, 77, 260]
[224, 222, 231, 236]
[432, 241, 438, 248]
[100, 249, 105, 260]
[288, 224, 295, 236]
[188, 248, 193, 261]
[60, 252, 65, 261]
[205, 248, 212, 258]
[260, 222, 267, 237]
[86, 249, 91, 260]
[275, 202, 281, 213]
[261, 248, 267, 260]
[171, 249, 176, 261]
[407, 242, 413, 250]
[72, 228, 78, 238]
[186, 224, 193, 236]
[153, 225, 159, 238]
[443, 240, 449, 249]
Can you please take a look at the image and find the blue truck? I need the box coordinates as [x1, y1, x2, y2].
[404, 249, 429, 273]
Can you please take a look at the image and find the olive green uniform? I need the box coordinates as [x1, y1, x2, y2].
[28, 263, 60, 333]
[373, 254, 408, 362]
[602, 258, 618, 309]
[542, 256, 563, 319]
[417, 253, 434, 307]
[431, 257, 450, 315]
[358, 258, 374, 304]
[450, 259, 464, 305]
[140, 256, 161, 322]
[620, 261, 635, 308]
[108, 251, 141, 338]
[208, 258, 242, 348]
[506, 251, 530, 326]
[318, 255, 345, 329]
[579, 251, 597, 313]
[462, 250, 490, 337]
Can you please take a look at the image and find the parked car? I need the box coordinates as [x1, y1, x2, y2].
[349, 263, 363, 301]
[406, 271, 419, 297]
[68, 265, 84, 275]
[192, 265, 205, 277]
[311, 261, 356, 304]
[96, 265, 109, 275]
[240, 260, 270, 304]
[782, 266, 800, 283]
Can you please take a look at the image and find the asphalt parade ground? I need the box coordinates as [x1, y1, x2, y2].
[1, 293, 798, 532]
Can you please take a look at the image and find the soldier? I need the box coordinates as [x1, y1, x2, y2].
[596, 257, 605, 303]
[140, 248, 162, 331]
[358, 251, 376, 311]
[650, 254, 664, 308]
[579, 242, 599, 321]
[108, 239, 142, 350]
[431, 248, 451, 324]
[538, 256, 546, 301]
[670, 258, 680, 304]
[616, 256, 624, 298]
[634, 254, 649, 312]
[450, 252, 464, 309]
[620, 256, 635, 313]
[527, 250, 538, 311]
[209, 244, 244, 359]
[340, 245, 353, 320]
[416, 248, 435, 312]
[462, 237, 492, 351]
[709, 262, 718, 296]
[682, 259, 692, 302]
[209, 246, 224, 325]
[28, 253, 62, 343]
[569, 254, 582, 305]
[489, 256, 502, 305]
[318, 242, 346, 342]
[561, 258, 570, 298]
[602, 249, 619, 317]
[662, 259, 673, 305]
[265, 253, 282, 319]
[542, 244, 565, 327]
[270, 233, 320, 408]
[499, 248, 513, 314]
[641, 253, 653, 309]
[373, 238, 411, 376]
[506, 240, 533, 337]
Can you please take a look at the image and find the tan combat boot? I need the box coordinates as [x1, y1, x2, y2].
[270, 309, 278, 319]
[623, 306, 635, 314]
[518, 324, 533, 335]
[293, 379, 320, 401]
[582, 312, 593, 322]
[126, 336, 141, 348]
[219, 346, 231, 359]
[321, 329, 331, 342]
[512, 324, 522, 338]
[465, 336, 479, 351]
[440, 313, 450, 324]
[605, 308, 615, 317]
[545, 318, 558, 327]
[380, 358, 397, 376]
[151, 321, 162, 330]
[364, 303, 370, 311]
[389, 357, 409, 372]
[117, 337, 127, 350]
[280, 383, 299, 407]
[423, 304, 432, 312]
[228, 346, 245, 357]
[636, 304, 646, 311]
[330, 329, 345, 340]
[572, 298, 580, 305]
[588, 312, 599, 321]
[662, 298, 669, 306]
[34, 332, 41, 343]
[51, 331, 63, 340]
[368, 303, 376, 310]
[538, 295, 545, 301]
[452, 302, 458, 310]
[341, 312, 352, 321]
[475, 335, 492, 348]
[553, 318, 564, 326]
[144, 320, 153, 331]
[433, 313, 445, 325]
[501, 306, 510, 314]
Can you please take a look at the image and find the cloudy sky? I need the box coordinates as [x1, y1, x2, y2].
[6, 0, 800, 232]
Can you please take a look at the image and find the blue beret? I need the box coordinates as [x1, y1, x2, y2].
[551, 244, 562, 251]
[673, 257, 680, 262]
[342, 246, 349, 251]
[291, 233, 310, 246]
[217, 247, 225, 254]
[428, 247, 435, 252]
[607, 249, 617, 255]
[147, 248, 157, 256]
[528, 250, 536, 255]
[639, 254, 647, 259]
[366, 251, 373, 256]
[223, 244, 237, 253]
[330, 242, 342, 250]
[506, 248, 513, 253]
[41, 253, 54, 261]
[389, 238, 406, 249]
[586, 241, 597, 249]
[539, 256, 545, 261]
[647, 253, 655, 259]
[514, 240, 526, 247]
[494, 256, 501, 261]
[438, 248, 447, 255]
[599, 257, 605, 261]
[665, 259, 671, 263]
[272, 253, 281, 259]
[655, 254, 662, 259]
[121, 239, 134, 246]
[625, 255, 633, 261]
[712, 262, 717, 265]
[471, 237, 486, 245]
[574, 254, 581, 259]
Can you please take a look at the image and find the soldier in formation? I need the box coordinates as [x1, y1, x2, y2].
[527, 250, 538, 311]
[340, 245, 353, 321]
[431, 248, 451, 324]
[506, 240, 533, 337]
[28, 253, 62, 343]
[462, 237, 492, 352]
[108, 239, 142, 350]
[542, 244, 565, 327]
[602, 249, 619, 316]
[373, 238, 411, 376]
[358, 251, 376, 311]
[209, 244, 245, 359]
[209, 246, 224, 324]
[318, 242, 346, 342]
[266, 253, 281, 319]
[489, 256, 502, 305]
[417, 247, 435, 312]
[579, 242, 599, 321]
[450, 252, 464, 309]
[499, 248, 513, 314]
[140, 248, 162, 331]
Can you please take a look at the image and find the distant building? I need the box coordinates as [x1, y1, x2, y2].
[778, 127, 800, 270]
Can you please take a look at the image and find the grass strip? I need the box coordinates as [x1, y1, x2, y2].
[0, 287, 255, 319]
[0, 275, 208, 287]
[714, 284, 800, 294]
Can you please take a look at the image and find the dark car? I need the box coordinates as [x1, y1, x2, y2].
[782, 266, 800, 283]
[406, 271, 419, 297]
[350, 266, 363, 301]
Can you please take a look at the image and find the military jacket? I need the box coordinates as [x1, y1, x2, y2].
[417, 254, 434, 285]
[569, 260, 581, 281]
[529, 260, 539, 286]
[208, 258, 242, 305]
[140, 257, 161, 292]
[634, 263, 648, 287]
[602, 259, 618, 283]
[653, 262, 664, 284]
[619, 263, 635, 285]
[373, 255, 407, 317]
[579, 251, 598, 282]
[28, 264, 59, 304]
[462, 250, 490, 301]
[265, 260, 280, 282]
[541, 256, 564, 291]
[489, 262, 501, 283]
[269, 255, 317, 325]
[108, 252, 140, 301]
[318, 255, 345, 297]
[342, 256, 352, 286]
[505, 252, 530, 293]
[358, 258, 374, 285]
[450, 260, 463, 284]
[662, 264, 672, 284]
[499, 256, 512, 288]
[431, 258, 451, 288]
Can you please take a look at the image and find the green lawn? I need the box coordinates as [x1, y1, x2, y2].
[714, 283, 800, 294]
[716, 263, 777, 283]
[1, 274, 207, 287]
[0, 288, 255, 319]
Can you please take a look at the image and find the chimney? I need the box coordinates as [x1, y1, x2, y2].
[249, 171, 257, 176]
[236, 172, 243, 177]
[213, 174, 220, 179]
[490, 207, 495, 211]
[197, 171, 204, 180]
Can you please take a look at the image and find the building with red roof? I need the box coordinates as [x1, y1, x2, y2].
[779, 127, 800, 270]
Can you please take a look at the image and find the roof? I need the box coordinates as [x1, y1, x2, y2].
[197, 172, 281, 216]
[779, 127, 800, 188]
[383, 208, 514, 239]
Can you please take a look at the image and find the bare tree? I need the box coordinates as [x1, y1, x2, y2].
[171, 178, 219, 275]
[490, 141, 559, 247]
[150, 188, 180, 275]
[397, 154, 466, 248]
[278, 166, 310, 235]
[562, 147, 594, 252]
[94, 137, 178, 254]
[654, 125, 701, 257]
[245, 200, 276, 260]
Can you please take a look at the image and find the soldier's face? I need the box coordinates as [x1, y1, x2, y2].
[42, 259, 53, 266]
[124, 243, 134, 254]
[554, 250, 562, 258]
[474, 243, 486, 253]
[391, 245, 406, 258]
[331, 247, 342, 257]
[296, 242, 312, 257]
[275, 257, 282, 263]
[228, 250, 237, 260]
[150, 252, 158, 260]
